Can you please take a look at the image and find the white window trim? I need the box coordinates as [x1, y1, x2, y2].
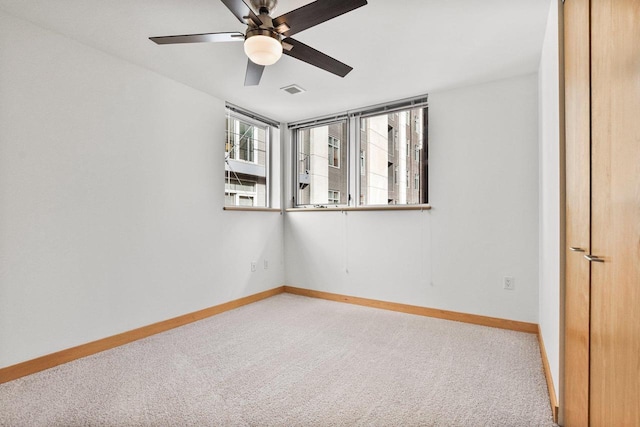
[230, 118, 259, 165]
[328, 136, 341, 169]
[328, 190, 340, 205]
[225, 191, 256, 207]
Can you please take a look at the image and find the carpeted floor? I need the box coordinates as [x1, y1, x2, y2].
[0, 294, 556, 426]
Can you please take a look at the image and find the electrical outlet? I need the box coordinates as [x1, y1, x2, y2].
[504, 276, 515, 290]
[264, 260, 268, 270]
[251, 262, 257, 272]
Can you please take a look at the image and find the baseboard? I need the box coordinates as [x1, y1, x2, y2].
[0, 286, 285, 384]
[283, 286, 557, 418]
[283, 286, 539, 334]
[537, 326, 559, 423]
[1, 281, 552, 426]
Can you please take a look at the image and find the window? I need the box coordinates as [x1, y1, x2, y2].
[225, 109, 270, 207]
[328, 136, 340, 168]
[328, 190, 340, 204]
[225, 180, 257, 207]
[359, 106, 428, 206]
[291, 96, 428, 208]
[227, 120, 257, 163]
[295, 120, 348, 206]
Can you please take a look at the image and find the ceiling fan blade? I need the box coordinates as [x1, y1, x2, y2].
[245, 59, 265, 86]
[220, 0, 262, 26]
[273, 0, 367, 37]
[150, 32, 244, 45]
[282, 37, 353, 77]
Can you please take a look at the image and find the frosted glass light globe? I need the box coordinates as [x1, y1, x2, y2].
[244, 34, 283, 66]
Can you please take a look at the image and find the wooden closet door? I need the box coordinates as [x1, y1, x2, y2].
[563, 0, 591, 425]
[590, 0, 640, 425]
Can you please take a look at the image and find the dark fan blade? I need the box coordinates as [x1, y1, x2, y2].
[273, 0, 367, 37]
[282, 37, 353, 77]
[150, 32, 244, 45]
[220, 0, 262, 26]
[245, 59, 265, 86]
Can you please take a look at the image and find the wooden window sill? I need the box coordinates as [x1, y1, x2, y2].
[285, 204, 431, 213]
[223, 207, 282, 212]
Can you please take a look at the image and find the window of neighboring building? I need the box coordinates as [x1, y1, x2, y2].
[328, 136, 340, 168]
[328, 190, 340, 204]
[225, 110, 270, 207]
[225, 180, 257, 206]
[295, 120, 348, 206]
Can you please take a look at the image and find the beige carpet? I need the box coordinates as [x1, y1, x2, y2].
[0, 294, 556, 426]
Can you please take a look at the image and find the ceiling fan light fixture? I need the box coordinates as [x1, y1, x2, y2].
[244, 30, 282, 66]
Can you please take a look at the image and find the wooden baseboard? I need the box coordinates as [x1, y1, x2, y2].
[283, 286, 539, 334]
[0, 286, 285, 384]
[1, 281, 553, 426]
[283, 286, 557, 418]
[537, 326, 559, 423]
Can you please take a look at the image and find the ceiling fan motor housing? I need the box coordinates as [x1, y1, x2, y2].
[250, 0, 277, 15]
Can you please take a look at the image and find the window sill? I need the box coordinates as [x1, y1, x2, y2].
[223, 207, 282, 212]
[285, 204, 431, 213]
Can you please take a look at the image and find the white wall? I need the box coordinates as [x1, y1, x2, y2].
[0, 11, 284, 368]
[285, 74, 540, 323]
[538, 0, 561, 399]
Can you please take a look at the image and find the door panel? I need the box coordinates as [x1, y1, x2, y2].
[563, 0, 591, 424]
[590, 0, 640, 425]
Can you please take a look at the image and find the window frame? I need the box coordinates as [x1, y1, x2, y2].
[357, 106, 428, 207]
[288, 95, 429, 210]
[292, 119, 349, 207]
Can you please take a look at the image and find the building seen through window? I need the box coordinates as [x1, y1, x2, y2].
[225, 112, 269, 207]
[297, 121, 348, 206]
[292, 98, 428, 208]
[359, 107, 427, 205]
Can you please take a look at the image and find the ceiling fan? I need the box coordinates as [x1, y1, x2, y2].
[150, 0, 368, 86]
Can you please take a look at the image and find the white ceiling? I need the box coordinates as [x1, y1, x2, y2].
[0, 0, 551, 123]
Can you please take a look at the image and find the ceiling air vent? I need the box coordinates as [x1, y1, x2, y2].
[281, 84, 306, 95]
